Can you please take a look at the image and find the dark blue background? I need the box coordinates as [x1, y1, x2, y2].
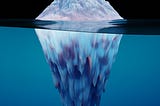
[0, 27, 160, 106]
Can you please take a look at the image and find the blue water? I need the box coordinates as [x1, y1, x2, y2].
[0, 26, 160, 106]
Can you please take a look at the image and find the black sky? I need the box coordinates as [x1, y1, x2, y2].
[0, 0, 160, 19]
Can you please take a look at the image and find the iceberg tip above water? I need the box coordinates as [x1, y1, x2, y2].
[36, 0, 123, 21]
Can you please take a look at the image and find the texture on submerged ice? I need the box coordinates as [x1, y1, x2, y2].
[35, 0, 123, 106]
[36, 30, 122, 106]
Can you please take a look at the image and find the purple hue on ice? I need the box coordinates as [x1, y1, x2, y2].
[35, 0, 123, 105]
[36, 0, 122, 21]
[35, 30, 122, 106]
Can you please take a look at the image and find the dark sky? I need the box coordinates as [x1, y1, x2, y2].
[0, 0, 160, 19]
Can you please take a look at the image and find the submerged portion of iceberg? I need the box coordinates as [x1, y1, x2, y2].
[36, 0, 122, 21]
[35, 29, 122, 106]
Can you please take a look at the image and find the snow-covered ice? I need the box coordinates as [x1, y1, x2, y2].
[36, 0, 122, 21]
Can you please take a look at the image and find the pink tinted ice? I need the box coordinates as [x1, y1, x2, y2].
[35, 0, 123, 106]
[36, 0, 122, 21]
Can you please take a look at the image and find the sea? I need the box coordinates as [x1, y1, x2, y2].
[0, 19, 160, 106]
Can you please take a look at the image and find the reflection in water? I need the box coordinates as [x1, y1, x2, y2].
[35, 29, 122, 105]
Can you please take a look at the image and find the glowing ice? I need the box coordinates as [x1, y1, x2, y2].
[35, 0, 123, 105]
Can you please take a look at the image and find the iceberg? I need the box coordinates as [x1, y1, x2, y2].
[35, 0, 123, 105]
[36, 0, 122, 21]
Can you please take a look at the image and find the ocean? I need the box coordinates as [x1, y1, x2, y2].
[0, 20, 160, 106]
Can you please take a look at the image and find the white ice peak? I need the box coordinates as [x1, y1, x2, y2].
[36, 0, 123, 21]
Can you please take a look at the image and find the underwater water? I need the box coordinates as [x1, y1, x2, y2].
[0, 20, 160, 106]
